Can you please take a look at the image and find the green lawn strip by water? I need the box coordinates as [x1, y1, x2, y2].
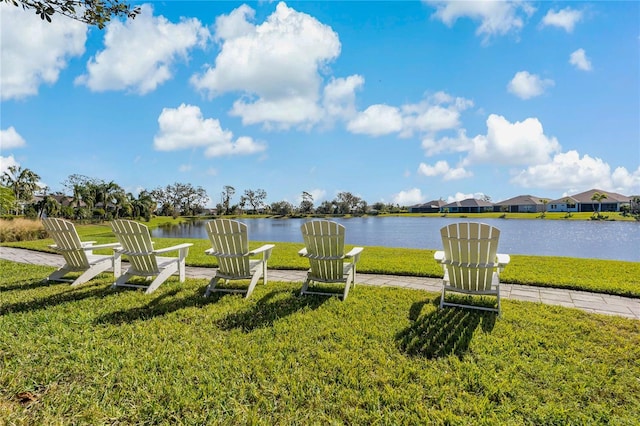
[1, 260, 639, 424]
[4, 225, 640, 298]
[385, 211, 637, 221]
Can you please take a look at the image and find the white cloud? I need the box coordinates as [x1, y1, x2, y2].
[418, 160, 473, 180]
[0, 127, 26, 150]
[0, 3, 86, 100]
[0, 155, 20, 175]
[507, 71, 554, 99]
[423, 115, 561, 167]
[214, 3, 255, 41]
[322, 75, 365, 121]
[569, 48, 592, 71]
[308, 189, 327, 203]
[392, 188, 425, 206]
[76, 4, 209, 94]
[511, 150, 640, 194]
[611, 166, 640, 194]
[178, 165, 192, 172]
[154, 104, 266, 158]
[421, 129, 475, 157]
[425, 0, 535, 41]
[191, 2, 341, 128]
[466, 114, 561, 166]
[541, 7, 583, 33]
[206, 168, 218, 176]
[349, 92, 472, 138]
[400, 92, 473, 137]
[347, 104, 403, 136]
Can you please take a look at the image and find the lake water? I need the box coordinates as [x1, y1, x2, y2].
[152, 217, 640, 262]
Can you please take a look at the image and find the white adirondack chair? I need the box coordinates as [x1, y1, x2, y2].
[110, 219, 192, 294]
[298, 220, 363, 300]
[42, 217, 122, 286]
[204, 219, 275, 298]
[434, 222, 510, 314]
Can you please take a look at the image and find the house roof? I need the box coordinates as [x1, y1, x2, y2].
[411, 199, 446, 209]
[549, 189, 630, 204]
[31, 194, 86, 207]
[495, 195, 545, 206]
[442, 198, 494, 208]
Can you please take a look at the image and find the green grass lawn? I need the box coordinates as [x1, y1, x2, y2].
[1, 260, 639, 424]
[4, 221, 640, 298]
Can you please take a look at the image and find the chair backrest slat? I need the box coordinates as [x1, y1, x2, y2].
[206, 219, 251, 277]
[111, 219, 159, 274]
[301, 220, 345, 281]
[440, 222, 500, 292]
[43, 218, 90, 269]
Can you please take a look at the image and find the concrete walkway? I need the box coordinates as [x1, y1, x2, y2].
[1, 246, 638, 320]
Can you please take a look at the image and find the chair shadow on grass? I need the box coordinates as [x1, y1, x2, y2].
[396, 295, 496, 359]
[217, 289, 327, 332]
[0, 276, 65, 293]
[93, 281, 226, 325]
[0, 278, 113, 316]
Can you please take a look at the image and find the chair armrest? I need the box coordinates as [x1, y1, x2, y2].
[496, 253, 510, 272]
[154, 243, 193, 254]
[80, 241, 97, 247]
[496, 253, 510, 266]
[434, 251, 445, 262]
[345, 247, 363, 263]
[298, 247, 308, 257]
[249, 244, 275, 261]
[82, 242, 121, 251]
[249, 244, 275, 255]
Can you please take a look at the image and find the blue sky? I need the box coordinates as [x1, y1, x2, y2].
[1, 1, 638, 207]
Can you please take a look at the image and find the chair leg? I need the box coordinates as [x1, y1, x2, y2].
[342, 270, 355, 300]
[300, 274, 311, 296]
[178, 258, 186, 282]
[113, 272, 134, 289]
[112, 253, 122, 278]
[245, 269, 263, 298]
[178, 247, 189, 282]
[440, 286, 446, 309]
[145, 266, 177, 294]
[47, 267, 71, 282]
[71, 262, 112, 286]
[342, 281, 351, 301]
[204, 275, 221, 297]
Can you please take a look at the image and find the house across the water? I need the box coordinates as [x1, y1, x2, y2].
[409, 199, 446, 213]
[493, 195, 546, 213]
[547, 189, 631, 213]
[441, 198, 494, 213]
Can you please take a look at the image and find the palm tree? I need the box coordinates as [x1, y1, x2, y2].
[539, 198, 549, 218]
[591, 192, 608, 218]
[0, 166, 41, 214]
[0, 185, 16, 214]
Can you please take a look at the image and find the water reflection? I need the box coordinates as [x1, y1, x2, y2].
[152, 217, 640, 262]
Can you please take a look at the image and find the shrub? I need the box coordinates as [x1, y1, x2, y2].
[0, 218, 46, 242]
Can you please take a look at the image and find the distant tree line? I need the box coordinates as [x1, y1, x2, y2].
[0, 166, 408, 221]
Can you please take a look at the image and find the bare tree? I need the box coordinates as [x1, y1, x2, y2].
[299, 191, 314, 214]
[240, 188, 267, 214]
[221, 185, 235, 215]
